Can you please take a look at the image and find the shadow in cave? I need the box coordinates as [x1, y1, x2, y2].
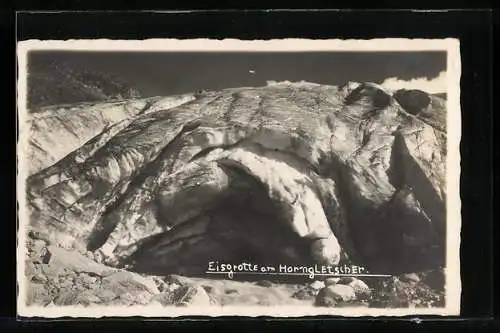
[123, 165, 324, 284]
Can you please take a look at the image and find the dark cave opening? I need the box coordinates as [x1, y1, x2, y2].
[123, 165, 321, 283]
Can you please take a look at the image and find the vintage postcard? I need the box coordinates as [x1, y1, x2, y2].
[16, 38, 461, 317]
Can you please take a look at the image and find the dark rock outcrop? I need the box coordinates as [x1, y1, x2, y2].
[27, 60, 142, 109]
[394, 89, 431, 115]
[394, 89, 447, 133]
[22, 81, 447, 281]
[315, 284, 356, 306]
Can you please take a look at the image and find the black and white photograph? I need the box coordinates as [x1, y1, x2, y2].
[16, 38, 461, 317]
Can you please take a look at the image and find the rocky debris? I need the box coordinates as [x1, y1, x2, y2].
[30, 273, 48, 284]
[26, 283, 53, 306]
[175, 285, 212, 306]
[167, 283, 181, 293]
[151, 275, 313, 306]
[337, 277, 355, 285]
[113, 290, 153, 306]
[152, 285, 211, 307]
[27, 229, 51, 243]
[93, 251, 104, 264]
[346, 278, 372, 299]
[101, 271, 159, 295]
[255, 280, 273, 287]
[201, 285, 214, 293]
[44, 245, 115, 276]
[313, 276, 373, 306]
[164, 274, 194, 286]
[22, 237, 164, 307]
[291, 280, 329, 301]
[31, 239, 47, 253]
[23, 231, 444, 308]
[343, 82, 392, 109]
[152, 276, 169, 292]
[53, 290, 89, 306]
[367, 273, 445, 308]
[26, 235, 49, 261]
[24, 261, 36, 277]
[325, 277, 340, 286]
[309, 280, 326, 290]
[292, 287, 317, 301]
[315, 284, 357, 307]
[394, 89, 446, 132]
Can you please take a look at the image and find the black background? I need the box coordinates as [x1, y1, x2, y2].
[4, 8, 496, 333]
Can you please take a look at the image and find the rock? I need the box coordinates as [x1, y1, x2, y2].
[31, 274, 48, 284]
[39, 263, 66, 277]
[92, 288, 118, 303]
[337, 277, 355, 285]
[32, 239, 47, 253]
[65, 270, 77, 278]
[315, 284, 357, 306]
[173, 285, 211, 307]
[58, 275, 69, 283]
[167, 283, 181, 292]
[292, 288, 316, 301]
[400, 273, 421, 283]
[101, 271, 159, 295]
[93, 251, 104, 264]
[118, 291, 153, 305]
[310, 280, 326, 290]
[394, 89, 431, 115]
[255, 280, 273, 287]
[314, 294, 337, 307]
[40, 251, 52, 264]
[28, 229, 51, 243]
[336, 300, 370, 308]
[165, 274, 191, 286]
[54, 288, 111, 307]
[148, 300, 163, 307]
[325, 278, 340, 286]
[26, 283, 52, 306]
[152, 276, 164, 285]
[54, 291, 81, 306]
[24, 81, 447, 276]
[347, 279, 372, 299]
[153, 285, 211, 307]
[201, 285, 214, 293]
[72, 290, 102, 306]
[58, 279, 73, 290]
[152, 276, 168, 292]
[45, 245, 116, 276]
[151, 292, 175, 306]
[24, 261, 36, 278]
[80, 274, 98, 286]
[344, 82, 392, 109]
